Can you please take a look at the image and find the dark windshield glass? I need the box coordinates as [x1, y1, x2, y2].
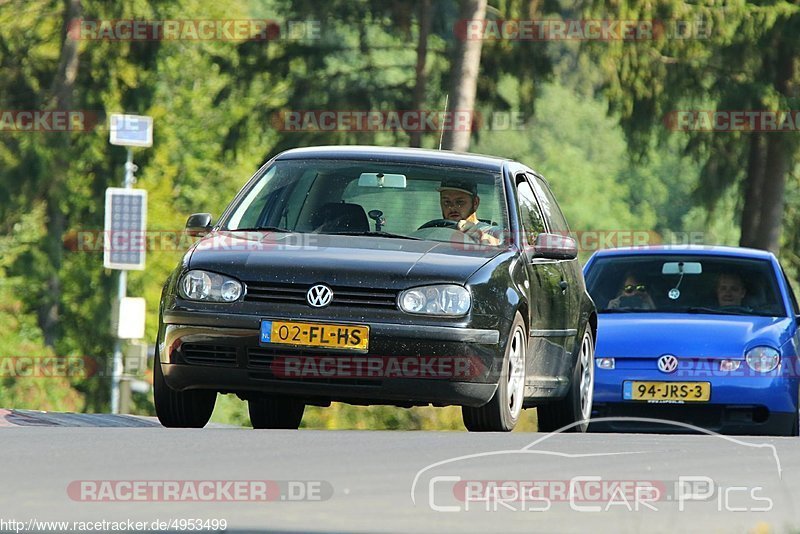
[221, 159, 508, 245]
[585, 254, 787, 317]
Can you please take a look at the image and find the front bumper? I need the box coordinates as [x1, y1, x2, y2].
[158, 311, 505, 408]
[591, 366, 798, 435]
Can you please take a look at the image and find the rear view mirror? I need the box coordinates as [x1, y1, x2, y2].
[532, 233, 577, 260]
[662, 262, 702, 275]
[358, 172, 407, 188]
[185, 213, 213, 237]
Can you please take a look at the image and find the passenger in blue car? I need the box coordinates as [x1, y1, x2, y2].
[607, 272, 656, 310]
[716, 272, 747, 307]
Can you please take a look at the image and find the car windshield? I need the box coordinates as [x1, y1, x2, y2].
[221, 158, 508, 245]
[585, 254, 787, 317]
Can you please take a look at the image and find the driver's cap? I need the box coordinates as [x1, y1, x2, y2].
[438, 179, 477, 197]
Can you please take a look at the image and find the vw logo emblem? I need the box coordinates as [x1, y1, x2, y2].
[657, 354, 679, 374]
[307, 284, 333, 308]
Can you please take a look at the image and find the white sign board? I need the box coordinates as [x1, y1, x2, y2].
[114, 297, 147, 340]
[109, 113, 153, 147]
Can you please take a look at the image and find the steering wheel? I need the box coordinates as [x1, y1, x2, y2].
[417, 219, 459, 230]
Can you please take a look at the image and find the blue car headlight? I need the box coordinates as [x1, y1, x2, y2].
[596, 357, 615, 370]
[179, 270, 244, 302]
[398, 285, 471, 316]
[745, 346, 780, 373]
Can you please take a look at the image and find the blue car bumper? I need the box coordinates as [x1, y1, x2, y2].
[591, 366, 799, 435]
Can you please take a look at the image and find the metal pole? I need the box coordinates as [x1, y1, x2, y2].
[111, 147, 135, 414]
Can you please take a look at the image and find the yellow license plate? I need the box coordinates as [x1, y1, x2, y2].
[260, 320, 369, 351]
[624, 381, 711, 402]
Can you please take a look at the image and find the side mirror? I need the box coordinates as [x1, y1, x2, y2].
[532, 233, 577, 260]
[185, 213, 213, 237]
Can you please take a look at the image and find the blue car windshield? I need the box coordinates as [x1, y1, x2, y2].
[220, 159, 508, 246]
[585, 255, 787, 317]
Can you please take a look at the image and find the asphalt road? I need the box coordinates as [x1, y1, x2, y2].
[1, 411, 798, 533]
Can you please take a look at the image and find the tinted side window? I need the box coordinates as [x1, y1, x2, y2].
[530, 174, 570, 233]
[516, 175, 546, 245]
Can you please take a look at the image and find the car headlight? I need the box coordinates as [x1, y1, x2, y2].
[596, 357, 615, 370]
[179, 270, 244, 302]
[398, 285, 471, 316]
[745, 346, 780, 373]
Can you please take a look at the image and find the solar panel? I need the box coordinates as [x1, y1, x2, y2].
[104, 188, 147, 270]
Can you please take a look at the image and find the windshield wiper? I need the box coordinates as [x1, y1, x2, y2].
[322, 231, 422, 240]
[599, 308, 658, 313]
[228, 226, 291, 232]
[686, 306, 751, 316]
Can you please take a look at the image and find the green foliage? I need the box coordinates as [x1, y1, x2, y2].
[473, 80, 700, 249]
[580, 0, 800, 254]
[0, 203, 84, 410]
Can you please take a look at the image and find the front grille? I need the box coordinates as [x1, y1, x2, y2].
[183, 344, 238, 367]
[247, 347, 382, 387]
[244, 282, 397, 309]
[247, 347, 285, 370]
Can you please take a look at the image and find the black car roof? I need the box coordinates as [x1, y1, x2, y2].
[274, 145, 511, 171]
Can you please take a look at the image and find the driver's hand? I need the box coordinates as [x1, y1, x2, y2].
[456, 220, 501, 246]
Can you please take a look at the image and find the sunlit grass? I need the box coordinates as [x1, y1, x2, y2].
[210, 392, 539, 431]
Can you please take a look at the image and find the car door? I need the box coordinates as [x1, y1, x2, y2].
[513, 172, 570, 391]
[529, 172, 582, 355]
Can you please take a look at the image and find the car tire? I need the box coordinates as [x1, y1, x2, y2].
[462, 313, 526, 432]
[537, 328, 594, 433]
[153, 348, 216, 428]
[248, 395, 305, 429]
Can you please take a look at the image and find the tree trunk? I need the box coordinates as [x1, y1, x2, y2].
[409, 0, 432, 148]
[748, 35, 796, 254]
[441, 0, 487, 152]
[753, 135, 789, 253]
[40, 0, 81, 346]
[739, 133, 766, 248]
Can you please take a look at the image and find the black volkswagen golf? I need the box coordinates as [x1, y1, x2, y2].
[155, 146, 596, 431]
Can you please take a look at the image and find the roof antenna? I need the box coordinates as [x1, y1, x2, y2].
[438, 94, 449, 151]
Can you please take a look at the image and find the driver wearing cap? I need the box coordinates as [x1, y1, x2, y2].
[438, 179, 501, 246]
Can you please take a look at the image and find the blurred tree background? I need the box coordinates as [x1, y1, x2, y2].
[0, 0, 797, 429]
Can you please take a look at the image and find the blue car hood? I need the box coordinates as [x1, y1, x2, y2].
[596, 313, 795, 359]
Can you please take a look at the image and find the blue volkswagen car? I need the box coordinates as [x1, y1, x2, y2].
[583, 245, 800, 435]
